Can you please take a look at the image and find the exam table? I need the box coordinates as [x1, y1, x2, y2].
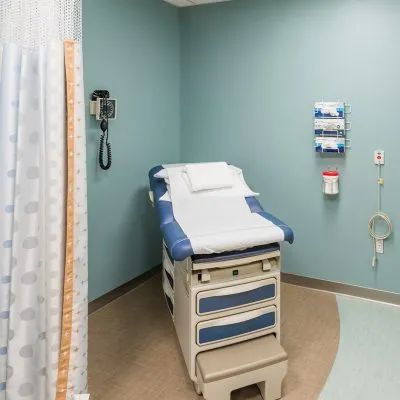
[149, 164, 294, 399]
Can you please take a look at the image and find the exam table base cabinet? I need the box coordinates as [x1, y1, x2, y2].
[162, 243, 282, 384]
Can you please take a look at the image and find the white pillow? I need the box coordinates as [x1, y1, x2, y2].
[185, 162, 234, 192]
[154, 165, 258, 200]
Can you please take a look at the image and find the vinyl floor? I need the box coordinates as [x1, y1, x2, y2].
[89, 275, 340, 400]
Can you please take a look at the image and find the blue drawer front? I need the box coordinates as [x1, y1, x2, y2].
[198, 284, 275, 314]
[198, 311, 276, 345]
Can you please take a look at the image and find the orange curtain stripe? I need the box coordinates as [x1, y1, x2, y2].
[56, 40, 76, 400]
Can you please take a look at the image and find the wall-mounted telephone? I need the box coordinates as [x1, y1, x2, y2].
[90, 90, 117, 171]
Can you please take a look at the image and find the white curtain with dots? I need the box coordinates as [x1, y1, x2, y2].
[0, 1, 87, 400]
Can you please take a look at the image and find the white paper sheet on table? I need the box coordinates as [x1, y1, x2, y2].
[166, 169, 285, 254]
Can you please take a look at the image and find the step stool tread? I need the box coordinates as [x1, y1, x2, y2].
[196, 335, 287, 383]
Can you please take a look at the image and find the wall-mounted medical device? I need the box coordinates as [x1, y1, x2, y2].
[89, 91, 117, 120]
[89, 90, 117, 171]
[314, 101, 351, 153]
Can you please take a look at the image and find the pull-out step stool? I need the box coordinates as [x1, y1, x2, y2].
[196, 335, 288, 400]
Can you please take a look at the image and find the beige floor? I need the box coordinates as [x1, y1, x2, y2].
[89, 275, 339, 400]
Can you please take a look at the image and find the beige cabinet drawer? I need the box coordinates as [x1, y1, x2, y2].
[197, 278, 276, 315]
[196, 306, 276, 346]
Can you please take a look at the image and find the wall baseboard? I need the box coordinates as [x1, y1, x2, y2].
[281, 272, 400, 306]
[89, 268, 400, 315]
[89, 265, 161, 314]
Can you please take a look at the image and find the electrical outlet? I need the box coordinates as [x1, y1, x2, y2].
[374, 150, 385, 165]
[376, 239, 384, 254]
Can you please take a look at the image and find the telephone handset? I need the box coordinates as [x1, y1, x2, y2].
[90, 90, 117, 171]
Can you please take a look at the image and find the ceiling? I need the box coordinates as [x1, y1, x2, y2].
[165, 0, 231, 7]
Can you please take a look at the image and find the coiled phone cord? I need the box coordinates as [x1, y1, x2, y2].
[368, 164, 392, 268]
[99, 104, 112, 170]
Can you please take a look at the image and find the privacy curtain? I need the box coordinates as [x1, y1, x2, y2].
[0, 1, 88, 399]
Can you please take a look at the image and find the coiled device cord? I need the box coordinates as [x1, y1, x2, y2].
[99, 132, 112, 170]
[99, 101, 112, 171]
[368, 164, 392, 268]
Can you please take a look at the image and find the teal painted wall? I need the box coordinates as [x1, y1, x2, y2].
[83, 0, 180, 300]
[180, 0, 400, 293]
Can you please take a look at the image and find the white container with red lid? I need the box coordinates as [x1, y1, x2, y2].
[322, 170, 339, 195]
